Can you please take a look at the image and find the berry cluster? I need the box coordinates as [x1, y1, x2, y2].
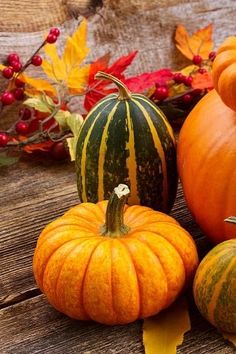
[152, 51, 216, 105]
[0, 27, 60, 107]
[0, 27, 69, 161]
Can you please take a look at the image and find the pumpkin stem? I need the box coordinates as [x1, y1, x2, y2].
[101, 184, 130, 237]
[95, 71, 132, 100]
[224, 216, 236, 224]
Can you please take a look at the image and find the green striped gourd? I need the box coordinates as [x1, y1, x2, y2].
[76, 72, 178, 212]
[193, 239, 236, 333]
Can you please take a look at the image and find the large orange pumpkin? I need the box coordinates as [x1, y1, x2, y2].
[177, 37, 236, 244]
[33, 184, 198, 325]
[212, 36, 236, 111]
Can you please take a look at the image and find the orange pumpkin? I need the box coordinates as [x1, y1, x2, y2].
[33, 184, 198, 325]
[177, 37, 236, 244]
[212, 36, 236, 111]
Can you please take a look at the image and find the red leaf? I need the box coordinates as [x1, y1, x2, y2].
[87, 53, 111, 85]
[124, 69, 173, 92]
[84, 51, 138, 112]
[23, 140, 54, 153]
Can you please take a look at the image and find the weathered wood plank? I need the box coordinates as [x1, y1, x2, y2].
[0, 0, 100, 32]
[0, 294, 234, 353]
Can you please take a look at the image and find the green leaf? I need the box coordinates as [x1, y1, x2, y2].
[24, 94, 54, 113]
[54, 110, 71, 129]
[66, 113, 83, 161]
[0, 153, 19, 167]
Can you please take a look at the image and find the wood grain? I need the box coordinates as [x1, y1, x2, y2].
[0, 294, 235, 353]
[0, 0, 102, 32]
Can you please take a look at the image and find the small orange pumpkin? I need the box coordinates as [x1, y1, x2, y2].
[212, 36, 236, 111]
[33, 184, 198, 325]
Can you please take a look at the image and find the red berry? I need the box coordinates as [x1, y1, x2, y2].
[46, 33, 57, 44]
[11, 61, 22, 73]
[209, 51, 216, 61]
[13, 88, 25, 100]
[2, 67, 14, 79]
[173, 73, 185, 83]
[193, 55, 203, 65]
[31, 55, 42, 66]
[182, 93, 192, 104]
[198, 68, 207, 74]
[50, 141, 69, 160]
[15, 78, 25, 88]
[184, 76, 193, 86]
[0, 132, 9, 147]
[19, 107, 32, 120]
[154, 86, 169, 100]
[7, 53, 20, 65]
[49, 27, 60, 37]
[15, 121, 29, 135]
[1, 92, 15, 105]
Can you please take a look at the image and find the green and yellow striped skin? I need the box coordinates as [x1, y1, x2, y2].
[193, 240, 236, 333]
[76, 93, 178, 212]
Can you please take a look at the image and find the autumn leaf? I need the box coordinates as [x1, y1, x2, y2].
[175, 24, 214, 60]
[23, 140, 54, 153]
[124, 69, 173, 92]
[0, 64, 55, 96]
[192, 71, 213, 90]
[143, 297, 191, 354]
[42, 19, 90, 94]
[84, 51, 137, 111]
[66, 113, 83, 161]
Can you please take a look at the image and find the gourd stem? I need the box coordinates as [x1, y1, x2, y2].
[95, 71, 132, 100]
[101, 184, 130, 237]
[224, 216, 236, 224]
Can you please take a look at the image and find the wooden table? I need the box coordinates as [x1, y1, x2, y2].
[1, 1, 236, 352]
[0, 157, 235, 353]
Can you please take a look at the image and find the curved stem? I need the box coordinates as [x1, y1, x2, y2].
[95, 71, 132, 100]
[224, 216, 236, 224]
[101, 184, 130, 237]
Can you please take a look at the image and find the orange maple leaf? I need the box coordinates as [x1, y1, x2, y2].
[192, 71, 213, 90]
[175, 24, 214, 60]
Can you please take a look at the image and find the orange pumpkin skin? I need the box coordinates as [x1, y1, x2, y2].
[33, 194, 198, 325]
[213, 36, 236, 111]
[177, 89, 236, 244]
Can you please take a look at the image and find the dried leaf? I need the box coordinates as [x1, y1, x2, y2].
[175, 24, 214, 60]
[42, 19, 90, 94]
[222, 332, 236, 348]
[192, 72, 213, 90]
[143, 297, 191, 354]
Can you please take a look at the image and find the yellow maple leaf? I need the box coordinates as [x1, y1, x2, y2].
[42, 19, 90, 94]
[143, 297, 191, 354]
[0, 64, 55, 96]
[175, 24, 214, 60]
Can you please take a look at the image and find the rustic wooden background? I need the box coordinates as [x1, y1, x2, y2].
[1, 0, 236, 353]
